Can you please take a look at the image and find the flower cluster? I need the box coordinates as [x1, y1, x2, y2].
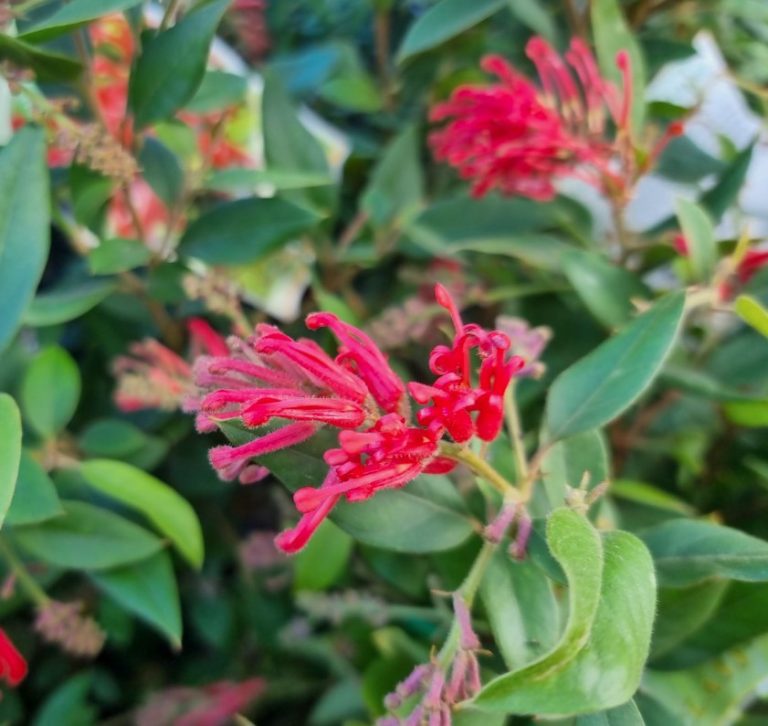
[429, 36, 680, 202]
[34, 601, 106, 658]
[191, 285, 525, 553]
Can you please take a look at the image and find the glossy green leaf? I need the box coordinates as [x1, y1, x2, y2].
[675, 198, 716, 281]
[24, 279, 116, 327]
[184, 69, 247, 113]
[5, 451, 63, 526]
[701, 141, 755, 221]
[476, 529, 655, 715]
[181, 197, 319, 265]
[656, 135, 725, 183]
[294, 520, 353, 591]
[641, 519, 768, 586]
[541, 430, 609, 512]
[128, 0, 231, 128]
[643, 633, 768, 725]
[138, 137, 184, 207]
[0, 35, 81, 82]
[397, 0, 505, 63]
[734, 294, 768, 339]
[362, 126, 424, 228]
[545, 293, 685, 441]
[562, 250, 650, 328]
[88, 238, 151, 275]
[79, 419, 149, 459]
[0, 394, 21, 530]
[480, 550, 560, 670]
[591, 0, 646, 131]
[13, 500, 163, 570]
[91, 551, 182, 647]
[506, 0, 557, 43]
[651, 580, 728, 658]
[20, 346, 81, 438]
[576, 700, 645, 726]
[0, 127, 50, 351]
[262, 71, 335, 213]
[476, 508, 603, 708]
[79, 459, 204, 568]
[20, 0, 143, 43]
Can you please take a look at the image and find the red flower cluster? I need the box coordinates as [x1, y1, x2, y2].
[192, 285, 525, 553]
[430, 36, 654, 200]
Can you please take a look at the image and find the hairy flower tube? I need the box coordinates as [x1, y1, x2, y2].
[190, 285, 526, 553]
[430, 36, 679, 202]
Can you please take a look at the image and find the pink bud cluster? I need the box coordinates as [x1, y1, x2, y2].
[190, 285, 525, 553]
[429, 36, 681, 202]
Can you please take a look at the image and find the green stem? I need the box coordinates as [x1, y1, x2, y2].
[504, 381, 529, 484]
[439, 443, 521, 501]
[0, 536, 50, 607]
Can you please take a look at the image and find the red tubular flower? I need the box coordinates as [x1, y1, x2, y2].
[0, 629, 27, 687]
[429, 36, 640, 201]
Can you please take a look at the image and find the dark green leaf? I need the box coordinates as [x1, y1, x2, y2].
[128, 0, 231, 128]
[20, 0, 143, 43]
[79, 459, 204, 568]
[91, 551, 182, 646]
[138, 137, 184, 207]
[0, 35, 81, 83]
[319, 74, 383, 112]
[24, 279, 116, 327]
[0, 394, 21, 530]
[184, 69, 247, 113]
[6, 451, 63, 526]
[181, 197, 320, 265]
[656, 135, 725, 183]
[545, 293, 685, 441]
[506, 0, 557, 43]
[0, 128, 50, 351]
[20, 346, 81, 438]
[88, 238, 151, 275]
[701, 141, 754, 221]
[397, 0, 505, 63]
[13, 500, 163, 570]
[79, 419, 149, 459]
[641, 518, 768, 586]
[293, 520, 353, 591]
[32, 672, 95, 726]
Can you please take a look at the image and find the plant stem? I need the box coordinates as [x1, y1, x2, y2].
[504, 381, 529, 484]
[0, 536, 50, 607]
[439, 443, 521, 501]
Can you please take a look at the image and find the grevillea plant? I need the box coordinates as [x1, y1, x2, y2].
[2, 0, 768, 724]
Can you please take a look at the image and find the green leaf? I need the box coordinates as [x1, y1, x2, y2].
[480, 549, 560, 671]
[32, 672, 95, 726]
[591, 0, 646, 131]
[651, 580, 728, 658]
[734, 294, 768, 339]
[79, 459, 204, 568]
[262, 71, 335, 213]
[20, 346, 81, 438]
[674, 198, 716, 282]
[184, 69, 247, 113]
[643, 633, 768, 726]
[79, 419, 149, 459]
[476, 509, 603, 705]
[611, 479, 694, 516]
[475, 528, 655, 716]
[0, 394, 21, 530]
[293, 520, 353, 591]
[362, 126, 424, 228]
[545, 293, 685, 441]
[138, 137, 184, 207]
[204, 168, 333, 193]
[128, 0, 231, 129]
[541, 430, 609, 512]
[13, 500, 163, 570]
[6, 451, 63, 526]
[0, 35, 81, 83]
[0, 127, 50, 351]
[641, 518, 768, 586]
[397, 0, 505, 63]
[506, 0, 557, 43]
[20, 0, 143, 43]
[181, 197, 319, 265]
[562, 249, 650, 328]
[656, 135, 725, 184]
[88, 238, 151, 275]
[723, 399, 768, 427]
[24, 279, 116, 327]
[319, 74, 383, 112]
[701, 141, 754, 221]
[91, 551, 182, 647]
[576, 700, 645, 726]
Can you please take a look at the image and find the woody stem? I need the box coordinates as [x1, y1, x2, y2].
[0, 536, 50, 607]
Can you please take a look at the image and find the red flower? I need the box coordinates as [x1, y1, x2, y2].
[0, 629, 27, 688]
[192, 286, 524, 553]
[429, 37, 635, 200]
